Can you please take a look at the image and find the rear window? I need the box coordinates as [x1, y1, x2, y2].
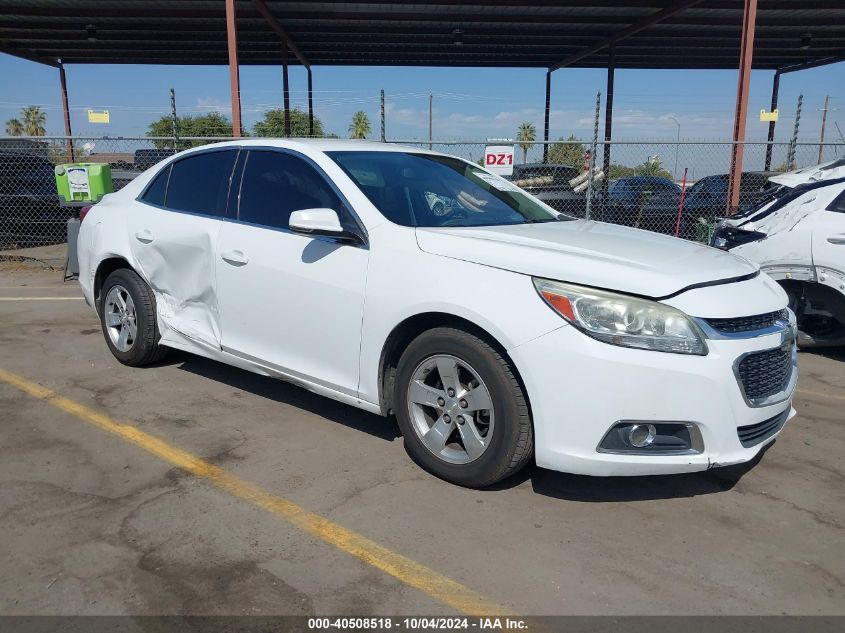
[164, 150, 238, 216]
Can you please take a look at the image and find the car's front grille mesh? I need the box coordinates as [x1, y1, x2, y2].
[737, 347, 793, 402]
[737, 408, 791, 447]
[706, 309, 787, 334]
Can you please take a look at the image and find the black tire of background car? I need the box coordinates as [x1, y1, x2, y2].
[100, 268, 169, 366]
[394, 327, 534, 488]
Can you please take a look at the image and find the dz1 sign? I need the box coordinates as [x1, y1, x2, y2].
[484, 145, 515, 177]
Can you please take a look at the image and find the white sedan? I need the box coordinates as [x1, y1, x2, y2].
[78, 139, 797, 486]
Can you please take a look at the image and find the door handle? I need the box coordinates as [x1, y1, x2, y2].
[134, 229, 154, 244]
[221, 250, 249, 266]
[827, 236, 845, 245]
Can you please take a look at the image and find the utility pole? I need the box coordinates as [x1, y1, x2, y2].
[380, 88, 385, 142]
[428, 92, 433, 150]
[787, 93, 802, 171]
[585, 91, 601, 221]
[669, 116, 680, 180]
[170, 88, 179, 149]
[818, 95, 830, 164]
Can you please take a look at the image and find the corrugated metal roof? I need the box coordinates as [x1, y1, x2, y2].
[0, 1, 843, 70]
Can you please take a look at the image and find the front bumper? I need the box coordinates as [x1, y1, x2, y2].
[509, 323, 797, 476]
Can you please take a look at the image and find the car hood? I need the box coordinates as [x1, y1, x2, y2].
[415, 220, 758, 299]
[768, 157, 845, 188]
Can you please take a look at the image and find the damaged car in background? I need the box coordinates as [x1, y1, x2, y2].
[712, 158, 845, 347]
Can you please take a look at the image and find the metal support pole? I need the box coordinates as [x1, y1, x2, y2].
[307, 67, 314, 136]
[543, 70, 551, 163]
[380, 88, 385, 142]
[764, 70, 780, 171]
[225, 0, 242, 137]
[601, 45, 615, 209]
[58, 61, 74, 161]
[727, 0, 758, 214]
[282, 47, 291, 137]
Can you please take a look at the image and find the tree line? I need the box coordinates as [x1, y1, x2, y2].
[516, 120, 674, 179]
[5, 105, 47, 136]
[146, 108, 372, 148]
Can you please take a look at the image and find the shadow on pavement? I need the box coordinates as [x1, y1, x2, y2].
[163, 350, 771, 501]
[513, 443, 771, 502]
[173, 353, 401, 442]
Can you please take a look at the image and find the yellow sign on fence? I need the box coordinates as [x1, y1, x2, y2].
[87, 109, 110, 124]
[759, 108, 779, 122]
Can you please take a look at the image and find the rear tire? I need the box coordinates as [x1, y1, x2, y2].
[99, 268, 168, 366]
[394, 327, 533, 487]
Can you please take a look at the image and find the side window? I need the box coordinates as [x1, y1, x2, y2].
[165, 150, 238, 216]
[141, 164, 170, 206]
[706, 178, 726, 194]
[827, 189, 845, 213]
[238, 150, 345, 230]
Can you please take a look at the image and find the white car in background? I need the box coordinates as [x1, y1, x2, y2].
[712, 158, 845, 347]
[78, 139, 796, 487]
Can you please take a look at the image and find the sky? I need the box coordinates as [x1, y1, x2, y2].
[1, 52, 843, 144]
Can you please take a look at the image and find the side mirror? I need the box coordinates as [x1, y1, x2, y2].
[289, 208, 363, 244]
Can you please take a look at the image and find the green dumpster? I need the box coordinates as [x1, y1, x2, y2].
[55, 162, 113, 203]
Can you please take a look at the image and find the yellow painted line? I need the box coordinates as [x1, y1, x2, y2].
[0, 297, 82, 301]
[796, 389, 845, 403]
[0, 368, 511, 617]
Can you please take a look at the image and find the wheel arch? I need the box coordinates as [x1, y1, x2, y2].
[377, 311, 533, 420]
[778, 278, 845, 347]
[94, 256, 135, 308]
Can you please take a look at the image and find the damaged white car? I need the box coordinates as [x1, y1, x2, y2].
[712, 158, 845, 347]
[79, 140, 797, 487]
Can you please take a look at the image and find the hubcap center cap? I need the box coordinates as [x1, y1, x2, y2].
[444, 400, 462, 418]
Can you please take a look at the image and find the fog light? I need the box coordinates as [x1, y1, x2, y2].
[597, 421, 703, 455]
[628, 423, 656, 448]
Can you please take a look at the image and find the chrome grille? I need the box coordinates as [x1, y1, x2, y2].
[706, 309, 788, 334]
[736, 346, 793, 402]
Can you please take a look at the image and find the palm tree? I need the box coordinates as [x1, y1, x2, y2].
[517, 121, 536, 164]
[21, 105, 46, 136]
[5, 118, 24, 136]
[348, 111, 371, 139]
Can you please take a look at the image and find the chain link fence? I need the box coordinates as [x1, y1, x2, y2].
[1, 136, 842, 250]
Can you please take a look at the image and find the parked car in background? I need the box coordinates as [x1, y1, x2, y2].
[712, 159, 845, 347]
[0, 151, 65, 248]
[79, 139, 796, 487]
[510, 163, 587, 217]
[642, 172, 775, 239]
[133, 148, 177, 171]
[603, 176, 680, 227]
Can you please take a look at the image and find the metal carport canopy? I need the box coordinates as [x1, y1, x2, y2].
[1, 0, 844, 69]
[2, 0, 844, 211]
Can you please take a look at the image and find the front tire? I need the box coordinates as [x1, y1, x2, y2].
[99, 268, 168, 366]
[394, 327, 533, 487]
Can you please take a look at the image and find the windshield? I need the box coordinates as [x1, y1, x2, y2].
[328, 151, 563, 228]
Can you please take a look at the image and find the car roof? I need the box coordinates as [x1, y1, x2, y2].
[517, 163, 577, 169]
[175, 138, 439, 156]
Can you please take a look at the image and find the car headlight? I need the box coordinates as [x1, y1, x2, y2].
[533, 278, 707, 355]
